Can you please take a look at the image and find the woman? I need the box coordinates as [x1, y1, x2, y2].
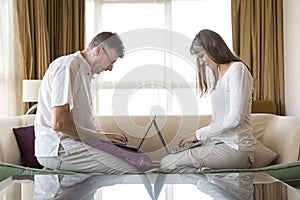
[160, 29, 255, 171]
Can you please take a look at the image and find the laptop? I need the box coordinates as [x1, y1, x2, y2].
[152, 116, 203, 154]
[114, 115, 202, 154]
[112, 116, 157, 152]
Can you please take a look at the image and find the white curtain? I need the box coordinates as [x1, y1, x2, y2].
[0, 0, 24, 116]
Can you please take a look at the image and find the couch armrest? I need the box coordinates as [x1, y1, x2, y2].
[0, 115, 35, 165]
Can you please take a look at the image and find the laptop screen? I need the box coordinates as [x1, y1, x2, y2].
[137, 115, 157, 150]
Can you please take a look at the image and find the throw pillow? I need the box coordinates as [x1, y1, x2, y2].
[83, 137, 153, 171]
[250, 139, 277, 168]
[13, 125, 43, 169]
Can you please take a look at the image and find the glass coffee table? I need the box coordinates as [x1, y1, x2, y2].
[0, 173, 299, 200]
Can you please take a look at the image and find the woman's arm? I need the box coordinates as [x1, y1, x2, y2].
[196, 64, 253, 140]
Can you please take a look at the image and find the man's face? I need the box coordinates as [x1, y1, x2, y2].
[93, 46, 119, 74]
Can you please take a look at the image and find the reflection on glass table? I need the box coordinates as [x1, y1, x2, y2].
[0, 173, 299, 200]
[179, 173, 254, 200]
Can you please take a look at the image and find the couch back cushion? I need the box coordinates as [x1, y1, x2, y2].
[5, 114, 297, 166]
[250, 114, 275, 141]
[0, 115, 35, 164]
[95, 115, 211, 162]
[263, 115, 300, 164]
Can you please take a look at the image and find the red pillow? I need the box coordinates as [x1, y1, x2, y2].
[13, 125, 43, 169]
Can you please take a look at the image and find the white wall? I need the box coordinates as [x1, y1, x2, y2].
[283, 0, 300, 116]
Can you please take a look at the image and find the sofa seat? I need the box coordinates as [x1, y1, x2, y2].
[0, 114, 299, 185]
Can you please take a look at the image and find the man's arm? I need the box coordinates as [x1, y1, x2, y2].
[52, 104, 80, 139]
[51, 103, 128, 144]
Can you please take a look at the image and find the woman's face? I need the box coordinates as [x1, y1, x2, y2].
[197, 51, 218, 69]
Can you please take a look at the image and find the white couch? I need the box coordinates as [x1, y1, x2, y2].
[1, 114, 300, 166]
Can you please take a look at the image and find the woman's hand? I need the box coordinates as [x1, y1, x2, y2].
[179, 133, 198, 147]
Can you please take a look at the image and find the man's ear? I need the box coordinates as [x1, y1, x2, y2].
[95, 45, 103, 55]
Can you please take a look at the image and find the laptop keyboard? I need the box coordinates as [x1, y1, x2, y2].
[112, 142, 139, 152]
[170, 141, 203, 154]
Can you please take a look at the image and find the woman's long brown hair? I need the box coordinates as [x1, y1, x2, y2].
[190, 29, 245, 96]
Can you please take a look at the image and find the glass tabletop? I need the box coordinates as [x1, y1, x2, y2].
[0, 173, 299, 200]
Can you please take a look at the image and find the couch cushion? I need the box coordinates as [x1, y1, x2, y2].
[13, 125, 43, 168]
[263, 115, 300, 164]
[0, 117, 23, 164]
[250, 114, 275, 141]
[250, 139, 277, 168]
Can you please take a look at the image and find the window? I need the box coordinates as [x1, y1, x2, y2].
[86, 0, 231, 116]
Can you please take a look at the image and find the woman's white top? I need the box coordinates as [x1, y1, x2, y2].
[196, 62, 255, 152]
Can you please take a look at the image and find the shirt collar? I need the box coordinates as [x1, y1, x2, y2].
[75, 51, 93, 79]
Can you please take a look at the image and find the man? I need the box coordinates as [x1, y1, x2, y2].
[34, 32, 138, 173]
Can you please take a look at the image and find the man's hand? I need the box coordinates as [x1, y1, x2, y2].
[179, 133, 198, 147]
[104, 133, 128, 144]
[52, 104, 130, 144]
